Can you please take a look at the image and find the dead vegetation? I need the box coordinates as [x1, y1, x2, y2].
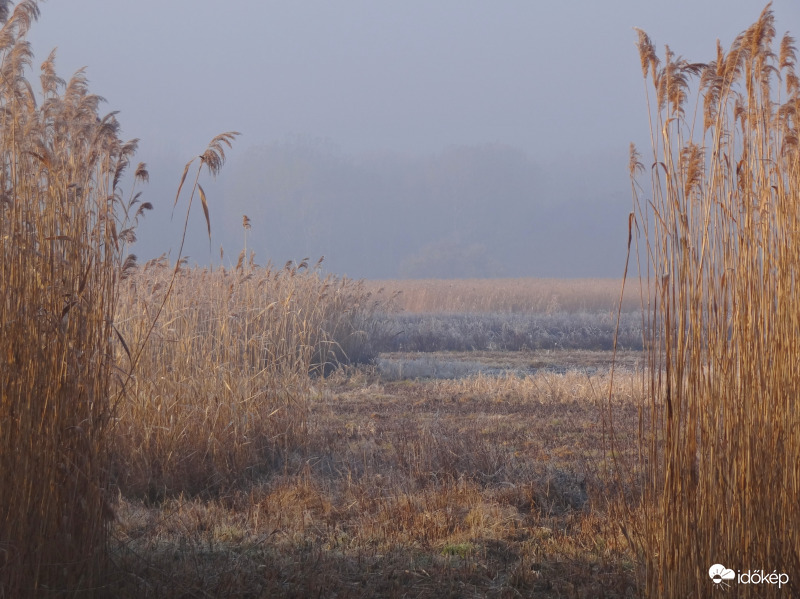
[0, 1, 144, 592]
[366, 277, 641, 314]
[106, 369, 643, 598]
[112, 259, 391, 499]
[3, 1, 799, 597]
[625, 3, 800, 595]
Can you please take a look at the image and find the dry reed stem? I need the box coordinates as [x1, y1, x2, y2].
[365, 277, 640, 314]
[0, 2, 147, 593]
[627, 4, 800, 595]
[112, 261, 390, 498]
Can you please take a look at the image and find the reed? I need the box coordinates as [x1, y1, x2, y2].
[626, 3, 800, 595]
[112, 257, 390, 498]
[0, 1, 148, 594]
[366, 277, 640, 314]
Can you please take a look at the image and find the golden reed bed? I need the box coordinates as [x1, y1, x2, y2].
[364, 277, 641, 314]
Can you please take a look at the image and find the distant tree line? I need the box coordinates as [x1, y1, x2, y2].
[224, 138, 630, 279]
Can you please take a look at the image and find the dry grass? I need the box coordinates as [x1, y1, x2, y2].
[625, 4, 800, 595]
[0, 2, 149, 593]
[378, 311, 645, 353]
[16, 0, 800, 596]
[112, 260, 391, 499]
[0, 3, 647, 593]
[0, 4, 242, 594]
[365, 278, 640, 314]
[106, 368, 644, 598]
[104, 254, 645, 597]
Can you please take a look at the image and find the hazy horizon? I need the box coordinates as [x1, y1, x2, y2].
[23, 1, 800, 278]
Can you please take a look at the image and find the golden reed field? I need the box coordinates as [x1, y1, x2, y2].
[1, 2, 799, 597]
[363, 277, 641, 314]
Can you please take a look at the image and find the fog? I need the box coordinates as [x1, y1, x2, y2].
[24, 1, 800, 278]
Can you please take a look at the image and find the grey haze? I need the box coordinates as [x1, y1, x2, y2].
[25, 1, 800, 278]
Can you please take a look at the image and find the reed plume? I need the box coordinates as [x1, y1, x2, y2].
[626, 3, 800, 595]
[0, 1, 148, 594]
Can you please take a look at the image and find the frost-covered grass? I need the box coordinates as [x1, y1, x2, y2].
[377, 311, 643, 353]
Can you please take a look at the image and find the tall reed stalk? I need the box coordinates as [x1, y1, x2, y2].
[112, 257, 389, 498]
[628, 3, 800, 595]
[0, 1, 149, 594]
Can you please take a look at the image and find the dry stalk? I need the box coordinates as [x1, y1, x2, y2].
[627, 4, 800, 595]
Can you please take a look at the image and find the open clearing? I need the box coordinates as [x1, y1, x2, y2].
[108, 349, 643, 598]
[377, 349, 643, 380]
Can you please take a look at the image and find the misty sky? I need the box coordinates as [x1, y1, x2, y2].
[23, 1, 800, 278]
